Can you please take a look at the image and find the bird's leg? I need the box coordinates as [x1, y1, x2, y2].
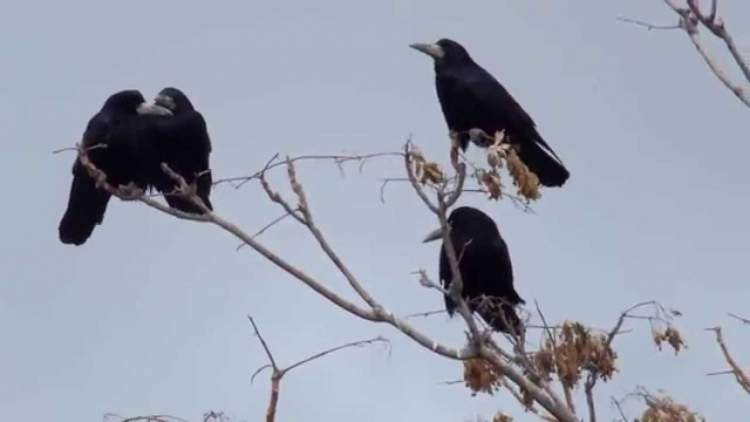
[450, 145, 460, 169]
[449, 131, 461, 170]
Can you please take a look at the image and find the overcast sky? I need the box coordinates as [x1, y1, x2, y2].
[1, 1, 749, 421]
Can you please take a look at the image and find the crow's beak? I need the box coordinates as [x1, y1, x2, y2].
[422, 227, 443, 243]
[154, 94, 177, 112]
[409, 42, 445, 60]
[136, 102, 173, 116]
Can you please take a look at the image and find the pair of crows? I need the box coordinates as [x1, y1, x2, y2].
[59, 39, 570, 335]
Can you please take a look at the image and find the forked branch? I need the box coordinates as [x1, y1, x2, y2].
[628, 0, 750, 107]
[248, 316, 388, 422]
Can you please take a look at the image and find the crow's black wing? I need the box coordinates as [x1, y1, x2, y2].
[438, 65, 568, 185]
[151, 111, 212, 212]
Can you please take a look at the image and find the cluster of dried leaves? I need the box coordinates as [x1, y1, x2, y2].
[652, 326, 687, 355]
[469, 412, 514, 422]
[492, 412, 513, 422]
[463, 358, 504, 395]
[479, 130, 540, 201]
[639, 393, 704, 422]
[410, 150, 444, 185]
[535, 322, 617, 389]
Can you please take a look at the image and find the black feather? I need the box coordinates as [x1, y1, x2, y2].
[437, 207, 524, 334]
[421, 38, 569, 187]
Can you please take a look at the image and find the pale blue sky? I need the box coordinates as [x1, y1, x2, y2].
[1, 1, 748, 420]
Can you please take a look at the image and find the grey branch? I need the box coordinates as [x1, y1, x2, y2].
[728, 312, 750, 325]
[706, 326, 750, 394]
[584, 300, 665, 422]
[248, 316, 388, 422]
[213, 151, 404, 188]
[75, 141, 578, 422]
[659, 0, 750, 107]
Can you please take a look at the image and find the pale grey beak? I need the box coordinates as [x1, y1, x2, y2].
[422, 227, 443, 243]
[409, 42, 445, 60]
[154, 94, 177, 112]
[136, 101, 173, 116]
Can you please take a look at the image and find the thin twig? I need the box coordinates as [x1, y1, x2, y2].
[248, 316, 279, 371]
[237, 212, 295, 250]
[728, 313, 750, 325]
[282, 336, 390, 375]
[403, 309, 448, 320]
[584, 300, 661, 422]
[611, 396, 629, 422]
[248, 316, 389, 422]
[214, 151, 404, 188]
[616, 16, 680, 30]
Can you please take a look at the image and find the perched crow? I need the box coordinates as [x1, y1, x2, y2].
[58, 90, 172, 245]
[423, 206, 525, 334]
[150, 87, 213, 213]
[410, 39, 569, 187]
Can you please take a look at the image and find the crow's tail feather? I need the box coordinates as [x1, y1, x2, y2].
[518, 137, 570, 187]
[59, 174, 110, 245]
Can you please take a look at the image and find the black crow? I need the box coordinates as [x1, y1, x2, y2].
[423, 206, 525, 334]
[150, 87, 213, 213]
[410, 39, 569, 187]
[58, 90, 172, 245]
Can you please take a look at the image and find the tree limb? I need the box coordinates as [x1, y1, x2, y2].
[661, 0, 750, 107]
[248, 316, 389, 422]
[706, 326, 750, 394]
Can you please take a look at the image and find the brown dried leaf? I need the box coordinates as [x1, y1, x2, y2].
[487, 147, 503, 169]
[506, 148, 540, 201]
[653, 326, 686, 355]
[421, 162, 444, 184]
[463, 358, 503, 396]
[665, 327, 686, 355]
[640, 394, 704, 422]
[534, 348, 555, 380]
[479, 170, 503, 200]
[539, 321, 618, 389]
[492, 412, 513, 422]
[409, 150, 444, 185]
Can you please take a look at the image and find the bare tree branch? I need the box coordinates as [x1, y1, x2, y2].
[728, 312, 750, 325]
[583, 301, 667, 422]
[213, 151, 404, 188]
[611, 396, 629, 422]
[656, 0, 750, 107]
[616, 16, 681, 30]
[237, 212, 295, 250]
[247, 316, 388, 422]
[248, 316, 279, 371]
[103, 414, 190, 422]
[706, 326, 750, 394]
[282, 336, 390, 374]
[75, 143, 578, 422]
[686, 0, 750, 81]
[284, 157, 381, 309]
[403, 308, 448, 320]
